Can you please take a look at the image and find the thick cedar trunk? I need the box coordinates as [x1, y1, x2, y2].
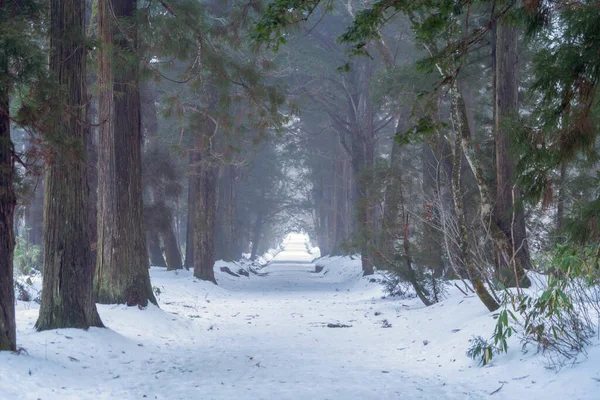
[95, 0, 156, 306]
[192, 135, 217, 283]
[36, 0, 103, 330]
[494, 19, 532, 287]
[0, 33, 17, 350]
[185, 149, 197, 269]
[87, 111, 98, 247]
[86, 3, 98, 248]
[147, 231, 167, 267]
[450, 83, 500, 312]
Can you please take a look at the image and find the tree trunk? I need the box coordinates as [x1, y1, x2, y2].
[452, 80, 531, 289]
[95, 0, 156, 307]
[450, 83, 500, 312]
[380, 136, 403, 267]
[494, 18, 532, 287]
[0, 32, 17, 349]
[86, 0, 98, 249]
[192, 135, 217, 283]
[163, 227, 182, 270]
[147, 231, 167, 267]
[556, 162, 567, 239]
[352, 136, 375, 276]
[215, 165, 238, 262]
[250, 211, 263, 261]
[379, 126, 432, 306]
[87, 105, 98, 248]
[422, 141, 445, 277]
[25, 178, 43, 246]
[36, 0, 103, 330]
[185, 149, 197, 269]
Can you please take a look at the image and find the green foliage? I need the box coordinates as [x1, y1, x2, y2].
[13, 236, 42, 276]
[473, 242, 600, 370]
[518, 1, 600, 208]
[467, 335, 502, 366]
[466, 307, 514, 366]
[251, 0, 333, 51]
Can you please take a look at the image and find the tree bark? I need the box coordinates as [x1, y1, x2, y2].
[494, 17, 532, 287]
[163, 227, 182, 270]
[250, 210, 263, 261]
[0, 29, 17, 349]
[450, 82, 500, 312]
[36, 0, 103, 330]
[95, 0, 156, 306]
[24, 178, 43, 246]
[351, 119, 375, 276]
[379, 125, 433, 306]
[380, 136, 403, 267]
[422, 141, 445, 277]
[147, 231, 167, 267]
[192, 134, 217, 283]
[185, 149, 197, 269]
[215, 165, 238, 262]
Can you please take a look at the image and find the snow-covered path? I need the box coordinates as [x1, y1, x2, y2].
[1, 236, 599, 399]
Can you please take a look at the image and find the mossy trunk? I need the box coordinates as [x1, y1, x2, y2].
[95, 0, 156, 307]
[0, 33, 17, 349]
[36, 0, 103, 330]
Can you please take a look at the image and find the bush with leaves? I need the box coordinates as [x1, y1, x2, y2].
[470, 242, 599, 370]
[13, 236, 41, 276]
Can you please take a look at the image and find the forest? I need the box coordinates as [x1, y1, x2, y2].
[1, 0, 600, 398]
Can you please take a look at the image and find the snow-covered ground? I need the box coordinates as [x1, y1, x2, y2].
[1, 235, 599, 399]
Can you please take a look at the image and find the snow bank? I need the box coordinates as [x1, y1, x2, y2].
[2, 247, 599, 399]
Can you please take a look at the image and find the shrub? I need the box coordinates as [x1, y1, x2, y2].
[13, 237, 42, 276]
[470, 243, 599, 371]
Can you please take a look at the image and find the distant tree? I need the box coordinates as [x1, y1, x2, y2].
[141, 85, 183, 271]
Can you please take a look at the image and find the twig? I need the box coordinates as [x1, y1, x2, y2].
[490, 383, 505, 395]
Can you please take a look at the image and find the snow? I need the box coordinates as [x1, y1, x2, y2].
[2, 236, 600, 399]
